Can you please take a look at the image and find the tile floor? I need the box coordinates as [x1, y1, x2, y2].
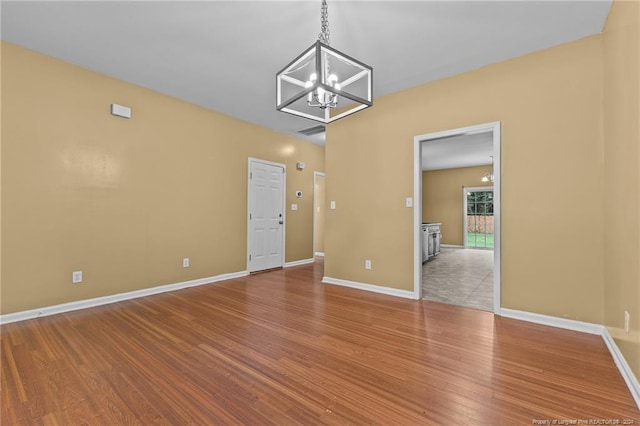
[422, 247, 494, 311]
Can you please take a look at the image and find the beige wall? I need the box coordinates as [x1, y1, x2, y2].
[313, 174, 326, 254]
[1, 42, 324, 314]
[422, 166, 493, 246]
[326, 34, 605, 323]
[2, 1, 638, 385]
[603, 0, 640, 377]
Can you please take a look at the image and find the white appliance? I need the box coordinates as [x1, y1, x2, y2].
[422, 223, 442, 263]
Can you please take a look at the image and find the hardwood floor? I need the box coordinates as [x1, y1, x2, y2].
[2, 259, 638, 425]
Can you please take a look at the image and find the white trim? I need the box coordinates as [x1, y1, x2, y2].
[322, 276, 415, 299]
[414, 121, 501, 312]
[413, 135, 423, 299]
[284, 258, 315, 268]
[0, 270, 249, 325]
[314, 252, 325, 257]
[500, 308, 603, 335]
[492, 123, 502, 314]
[501, 308, 640, 409]
[440, 244, 464, 249]
[602, 328, 640, 408]
[247, 158, 287, 273]
[313, 171, 326, 259]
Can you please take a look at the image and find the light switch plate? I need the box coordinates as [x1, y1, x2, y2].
[291, 203, 298, 211]
[72, 270, 83, 284]
[330, 201, 336, 210]
[406, 197, 413, 208]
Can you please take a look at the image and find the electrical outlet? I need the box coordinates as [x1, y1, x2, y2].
[183, 258, 190, 268]
[72, 270, 83, 284]
[365, 260, 372, 270]
[330, 201, 336, 210]
[625, 310, 630, 333]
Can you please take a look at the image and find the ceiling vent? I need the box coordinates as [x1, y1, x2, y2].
[298, 125, 326, 136]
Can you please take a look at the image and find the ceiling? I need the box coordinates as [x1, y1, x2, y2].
[422, 131, 493, 171]
[2, 0, 611, 149]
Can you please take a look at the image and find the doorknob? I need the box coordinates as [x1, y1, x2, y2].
[279, 220, 284, 225]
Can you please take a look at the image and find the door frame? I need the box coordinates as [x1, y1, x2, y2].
[463, 186, 494, 249]
[247, 157, 287, 273]
[313, 171, 326, 257]
[413, 121, 501, 314]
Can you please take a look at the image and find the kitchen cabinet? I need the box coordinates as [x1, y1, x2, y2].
[422, 223, 441, 262]
[421, 224, 429, 262]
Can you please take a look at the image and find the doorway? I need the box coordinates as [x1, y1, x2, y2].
[413, 122, 501, 314]
[313, 172, 326, 257]
[247, 158, 286, 273]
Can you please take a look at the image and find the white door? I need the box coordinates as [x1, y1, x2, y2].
[248, 160, 285, 272]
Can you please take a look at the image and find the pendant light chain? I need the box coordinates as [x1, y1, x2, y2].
[317, 0, 332, 89]
[275, 0, 372, 123]
[318, 0, 330, 45]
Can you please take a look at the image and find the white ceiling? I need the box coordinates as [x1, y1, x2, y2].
[422, 131, 493, 171]
[1, 0, 611, 149]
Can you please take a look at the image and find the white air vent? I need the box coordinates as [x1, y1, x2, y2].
[110, 103, 131, 119]
[298, 125, 326, 136]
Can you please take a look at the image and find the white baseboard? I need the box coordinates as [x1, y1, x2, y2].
[602, 327, 640, 408]
[441, 244, 464, 248]
[501, 308, 639, 409]
[322, 276, 414, 299]
[314, 252, 325, 257]
[500, 308, 603, 335]
[284, 258, 315, 268]
[0, 270, 249, 325]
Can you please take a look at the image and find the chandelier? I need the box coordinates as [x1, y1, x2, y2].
[481, 156, 494, 182]
[481, 172, 494, 183]
[276, 0, 373, 124]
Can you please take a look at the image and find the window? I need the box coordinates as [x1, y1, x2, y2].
[466, 190, 494, 249]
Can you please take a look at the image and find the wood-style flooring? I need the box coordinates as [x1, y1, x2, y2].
[2, 259, 638, 425]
